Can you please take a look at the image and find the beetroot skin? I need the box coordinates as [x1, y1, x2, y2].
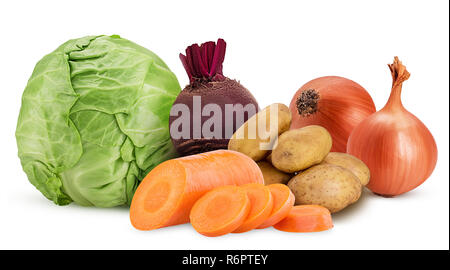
[169, 39, 259, 156]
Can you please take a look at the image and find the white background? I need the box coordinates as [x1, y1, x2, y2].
[0, 0, 448, 250]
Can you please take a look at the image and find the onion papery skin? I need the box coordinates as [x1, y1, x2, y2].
[347, 57, 437, 196]
[289, 76, 376, 152]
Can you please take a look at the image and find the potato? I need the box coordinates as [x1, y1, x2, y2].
[228, 103, 292, 161]
[257, 161, 292, 185]
[287, 164, 362, 213]
[271, 125, 332, 173]
[322, 152, 370, 186]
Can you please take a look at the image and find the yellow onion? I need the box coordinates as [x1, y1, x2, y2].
[347, 57, 437, 196]
[289, 76, 376, 152]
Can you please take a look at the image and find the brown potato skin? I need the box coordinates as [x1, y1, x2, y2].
[271, 125, 332, 173]
[228, 103, 292, 161]
[322, 152, 370, 186]
[287, 164, 362, 213]
[257, 161, 292, 185]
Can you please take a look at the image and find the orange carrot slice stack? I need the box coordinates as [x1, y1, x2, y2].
[233, 184, 273, 233]
[190, 185, 251, 237]
[273, 205, 333, 232]
[130, 150, 263, 231]
[257, 184, 295, 229]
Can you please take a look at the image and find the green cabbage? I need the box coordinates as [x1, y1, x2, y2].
[16, 35, 181, 207]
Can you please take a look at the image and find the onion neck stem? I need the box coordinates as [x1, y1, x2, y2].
[384, 84, 404, 110]
[384, 57, 410, 111]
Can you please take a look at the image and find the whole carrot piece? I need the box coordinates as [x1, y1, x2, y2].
[130, 150, 264, 231]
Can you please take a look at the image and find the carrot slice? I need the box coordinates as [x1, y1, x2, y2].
[232, 184, 273, 233]
[256, 184, 294, 229]
[273, 205, 333, 232]
[130, 150, 263, 231]
[190, 185, 251, 237]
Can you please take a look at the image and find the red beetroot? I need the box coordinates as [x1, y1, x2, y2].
[169, 39, 259, 156]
